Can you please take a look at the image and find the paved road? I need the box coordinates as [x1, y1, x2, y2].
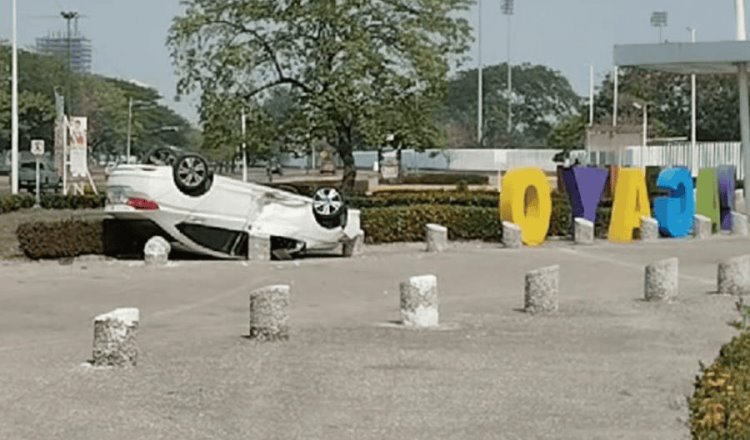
[0, 237, 744, 439]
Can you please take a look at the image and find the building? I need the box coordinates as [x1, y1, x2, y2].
[36, 31, 92, 73]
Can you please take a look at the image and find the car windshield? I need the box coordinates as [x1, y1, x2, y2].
[20, 163, 35, 170]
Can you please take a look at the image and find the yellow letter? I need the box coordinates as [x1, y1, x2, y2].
[608, 168, 651, 243]
[500, 167, 552, 246]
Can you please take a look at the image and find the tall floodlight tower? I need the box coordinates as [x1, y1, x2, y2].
[651, 11, 668, 43]
[477, 0, 483, 145]
[11, 0, 19, 195]
[502, 0, 515, 135]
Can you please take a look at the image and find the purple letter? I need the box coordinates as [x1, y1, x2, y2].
[562, 167, 609, 223]
[718, 165, 736, 231]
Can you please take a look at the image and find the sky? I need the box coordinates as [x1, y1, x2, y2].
[0, 0, 744, 126]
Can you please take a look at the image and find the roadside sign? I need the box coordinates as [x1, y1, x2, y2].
[31, 140, 45, 157]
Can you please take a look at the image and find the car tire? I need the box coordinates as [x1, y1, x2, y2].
[173, 153, 213, 197]
[145, 147, 179, 166]
[312, 187, 347, 229]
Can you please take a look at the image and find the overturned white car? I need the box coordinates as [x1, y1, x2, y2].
[104, 147, 362, 260]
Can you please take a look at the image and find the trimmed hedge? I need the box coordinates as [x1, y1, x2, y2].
[399, 173, 489, 186]
[17, 220, 104, 259]
[361, 205, 503, 244]
[0, 194, 105, 215]
[350, 190, 499, 209]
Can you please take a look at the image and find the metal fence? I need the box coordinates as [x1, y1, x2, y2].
[283, 143, 746, 178]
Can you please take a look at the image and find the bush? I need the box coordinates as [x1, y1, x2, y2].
[17, 220, 104, 259]
[361, 205, 503, 244]
[690, 302, 750, 439]
[0, 194, 105, 215]
[349, 190, 499, 209]
[398, 173, 489, 186]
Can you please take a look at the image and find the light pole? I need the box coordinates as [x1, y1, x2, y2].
[477, 0, 483, 145]
[736, 0, 750, 213]
[11, 0, 19, 194]
[127, 99, 156, 162]
[241, 109, 247, 183]
[503, 0, 515, 136]
[634, 102, 648, 167]
[687, 27, 697, 176]
[588, 64, 595, 127]
[651, 11, 668, 43]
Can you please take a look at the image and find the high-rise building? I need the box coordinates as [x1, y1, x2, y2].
[36, 31, 92, 73]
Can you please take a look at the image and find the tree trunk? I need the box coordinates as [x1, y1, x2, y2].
[337, 127, 357, 196]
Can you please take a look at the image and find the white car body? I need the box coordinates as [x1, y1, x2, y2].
[104, 164, 362, 259]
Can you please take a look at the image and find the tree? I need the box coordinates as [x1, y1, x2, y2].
[168, 0, 473, 193]
[440, 63, 582, 148]
[592, 67, 742, 142]
[547, 114, 586, 150]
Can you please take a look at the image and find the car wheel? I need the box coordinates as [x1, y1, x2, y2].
[145, 147, 179, 166]
[173, 153, 213, 197]
[312, 187, 347, 229]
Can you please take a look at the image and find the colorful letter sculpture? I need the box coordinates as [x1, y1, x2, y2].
[696, 168, 721, 233]
[608, 168, 651, 243]
[500, 168, 552, 246]
[653, 167, 695, 238]
[717, 165, 736, 231]
[561, 167, 608, 223]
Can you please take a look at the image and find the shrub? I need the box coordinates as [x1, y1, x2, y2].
[0, 194, 105, 215]
[361, 205, 503, 244]
[690, 301, 750, 439]
[349, 190, 499, 209]
[399, 173, 489, 186]
[17, 219, 104, 259]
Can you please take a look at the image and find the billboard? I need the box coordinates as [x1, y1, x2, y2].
[69, 117, 88, 177]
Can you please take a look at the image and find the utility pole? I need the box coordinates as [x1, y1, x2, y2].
[127, 98, 133, 161]
[11, 0, 19, 194]
[735, 0, 750, 214]
[477, 0, 483, 146]
[588, 65, 595, 126]
[61, 11, 79, 113]
[503, 0, 515, 135]
[241, 109, 248, 183]
[688, 27, 697, 176]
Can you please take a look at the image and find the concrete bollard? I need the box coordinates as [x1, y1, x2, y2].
[645, 258, 679, 302]
[640, 216, 660, 241]
[425, 224, 449, 253]
[248, 234, 271, 261]
[736, 189, 746, 214]
[524, 266, 559, 314]
[732, 212, 749, 237]
[400, 275, 439, 328]
[249, 285, 290, 341]
[693, 215, 712, 239]
[718, 255, 750, 295]
[92, 308, 139, 367]
[144, 236, 170, 266]
[574, 218, 594, 245]
[502, 221, 522, 249]
[343, 233, 365, 257]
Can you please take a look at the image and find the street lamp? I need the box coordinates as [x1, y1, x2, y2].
[687, 26, 697, 175]
[651, 11, 668, 43]
[11, 0, 19, 194]
[633, 102, 648, 167]
[502, 0, 514, 136]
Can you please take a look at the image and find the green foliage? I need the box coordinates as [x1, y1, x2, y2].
[594, 67, 744, 142]
[441, 63, 581, 148]
[547, 114, 586, 150]
[0, 194, 105, 215]
[362, 205, 503, 244]
[168, 0, 473, 192]
[689, 299, 750, 439]
[16, 220, 104, 259]
[0, 44, 194, 160]
[398, 173, 489, 186]
[349, 190, 498, 209]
